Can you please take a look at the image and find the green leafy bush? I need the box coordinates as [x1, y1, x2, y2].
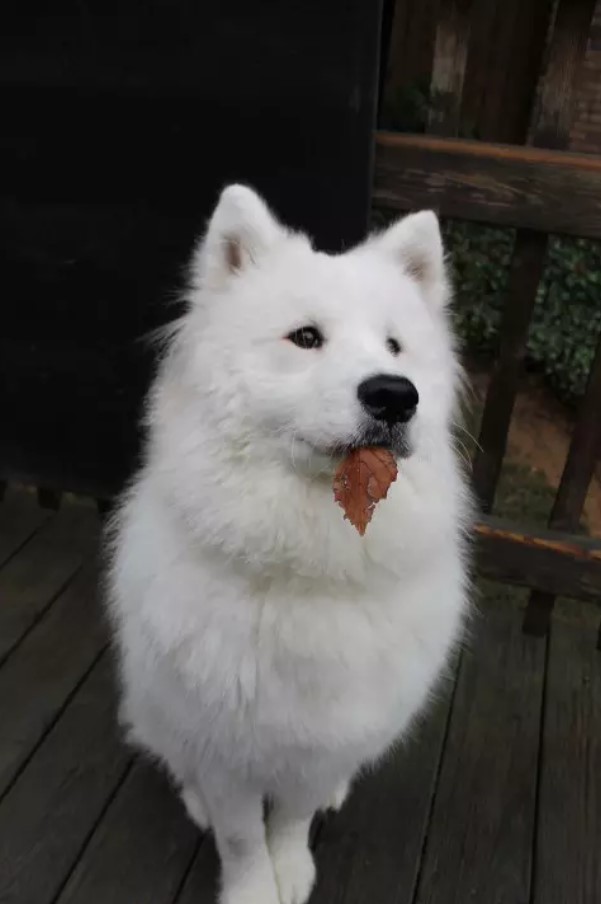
[445, 222, 601, 402]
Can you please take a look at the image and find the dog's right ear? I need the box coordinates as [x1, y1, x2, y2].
[375, 210, 447, 309]
[194, 185, 283, 289]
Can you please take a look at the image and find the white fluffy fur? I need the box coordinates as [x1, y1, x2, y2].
[106, 186, 472, 904]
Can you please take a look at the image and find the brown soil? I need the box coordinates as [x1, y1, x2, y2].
[469, 370, 601, 537]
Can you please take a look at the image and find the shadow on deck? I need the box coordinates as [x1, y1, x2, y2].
[1, 487, 600, 904]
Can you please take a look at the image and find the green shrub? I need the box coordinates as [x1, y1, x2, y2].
[445, 222, 601, 402]
[444, 221, 512, 354]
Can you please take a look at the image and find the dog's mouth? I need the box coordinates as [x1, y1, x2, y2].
[303, 423, 412, 462]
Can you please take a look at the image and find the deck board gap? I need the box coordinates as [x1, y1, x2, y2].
[48, 758, 135, 904]
[0, 643, 108, 806]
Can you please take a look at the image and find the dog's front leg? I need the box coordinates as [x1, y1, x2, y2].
[267, 798, 316, 904]
[204, 780, 279, 904]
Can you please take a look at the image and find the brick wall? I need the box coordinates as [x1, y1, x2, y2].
[570, 0, 601, 153]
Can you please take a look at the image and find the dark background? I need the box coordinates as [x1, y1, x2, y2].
[1, 0, 385, 497]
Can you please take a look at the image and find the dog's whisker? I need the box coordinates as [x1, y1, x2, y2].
[452, 418, 483, 450]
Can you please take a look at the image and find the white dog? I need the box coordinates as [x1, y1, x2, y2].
[106, 186, 471, 904]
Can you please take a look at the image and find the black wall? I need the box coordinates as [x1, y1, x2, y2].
[0, 1, 384, 497]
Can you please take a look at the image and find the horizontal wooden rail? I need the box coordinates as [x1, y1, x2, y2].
[474, 516, 601, 604]
[373, 131, 601, 238]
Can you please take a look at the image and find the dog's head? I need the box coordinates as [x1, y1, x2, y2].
[165, 185, 460, 474]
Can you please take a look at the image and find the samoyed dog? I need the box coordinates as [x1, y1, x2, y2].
[106, 185, 471, 904]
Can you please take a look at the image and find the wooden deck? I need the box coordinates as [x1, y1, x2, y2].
[1, 487, 600, 904]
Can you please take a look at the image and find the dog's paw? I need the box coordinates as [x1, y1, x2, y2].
[180, 785, 209, 831]
[270, 840, 315, 904]
[220, 876, 280, 904]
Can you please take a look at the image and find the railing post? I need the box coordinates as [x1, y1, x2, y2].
[524, 331, 601, 636]
[472, 0, 597, 515]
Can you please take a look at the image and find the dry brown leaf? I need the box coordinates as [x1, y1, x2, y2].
[333, 447, 398, 536]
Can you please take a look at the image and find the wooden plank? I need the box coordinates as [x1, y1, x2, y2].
[525, 331, 601, 633]
[530, 0, 599, 150]
[472, 230, 548, 512]
[550, 333, 601, 533]
[37, 486, 62, 510]
[56, 761, 198, 904]
[373, 134, 601, 238]
[172, 839, 219, 904]
[428, 0, 472, 136]
[383, 0, 551, 143]
[0, 656, 130, 904]
[471, 0, 595, 514]
[474, 517, 601, 604]
[0, 502, 98, 663]
[414, 597, 545, 904]
[310, 692, 454, 904]
[532, 603, 601, 903]
[0, 485, 51, 567]
[0, 563, 106, 797]
[460, 0, 551, 144]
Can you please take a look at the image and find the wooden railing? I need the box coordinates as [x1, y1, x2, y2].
[475, 518, 601, 604]
[378, 0, 601, 637]
[374, 135, 601, 239]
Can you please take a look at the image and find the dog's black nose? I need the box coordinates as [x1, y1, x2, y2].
[358, 375, 419, 424]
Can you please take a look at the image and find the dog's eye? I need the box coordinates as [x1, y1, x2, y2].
[387, 337, 402, 356]
[286, 326, 324, 350]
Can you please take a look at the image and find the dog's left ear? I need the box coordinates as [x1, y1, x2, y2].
[195, 184, 284, 289]
[377, 211, 447, 308]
